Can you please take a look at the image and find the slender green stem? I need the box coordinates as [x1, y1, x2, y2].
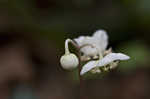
[68, 40, 83, 99]
[78, 52, 84, 99]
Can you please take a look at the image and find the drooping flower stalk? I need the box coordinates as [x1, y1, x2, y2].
[65, 39, 72, 54]
[64, 39, 84, 99]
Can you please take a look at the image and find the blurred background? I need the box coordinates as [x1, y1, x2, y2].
[0, 0, 150, 99]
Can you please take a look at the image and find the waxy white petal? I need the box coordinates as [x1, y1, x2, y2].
[74, 36, 85, 46]
[80, 61, 98, 75]
[80, 46, 98, 56]
[93, 30, 108, 52]
[97, 53, 130, 67]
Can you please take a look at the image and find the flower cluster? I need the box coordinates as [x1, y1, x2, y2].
[60, 30, 130, 75]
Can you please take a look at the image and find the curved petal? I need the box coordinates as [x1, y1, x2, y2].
[93, 30, 108, 52]
[75, 36, 99, 56]
[80, 46, 98, 56]
[97, 53, 130, 67]
[80, 61, 98, 75]
[74, 36, 85, 46]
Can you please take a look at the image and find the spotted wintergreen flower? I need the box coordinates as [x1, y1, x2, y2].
[74, 30, 130, 75]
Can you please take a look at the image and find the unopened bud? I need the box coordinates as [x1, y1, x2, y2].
[60, 53, 79, 70]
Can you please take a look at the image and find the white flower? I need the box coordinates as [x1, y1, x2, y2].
[60, 29, 130, 75]
[74, 29, 130, 75]
[74, 30, 108, 57]
[60, 39, 79, 70]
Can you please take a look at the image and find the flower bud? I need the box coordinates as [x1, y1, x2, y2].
[60, 53, 79, 70]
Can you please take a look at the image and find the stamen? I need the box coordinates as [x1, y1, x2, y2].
[99, 52, 103, 59]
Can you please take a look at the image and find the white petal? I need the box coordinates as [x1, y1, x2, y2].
[80, 61, 98, 75]
[97, 53, 130, 67]
[93, 30, 108, 52]
[80, 46, 98, 56]
[74, 36, 85, 46]
[75, 36, 99, 56]
[93, 30, 108, 39]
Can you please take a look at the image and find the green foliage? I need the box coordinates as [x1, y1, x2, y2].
[118, 41, 150, 73]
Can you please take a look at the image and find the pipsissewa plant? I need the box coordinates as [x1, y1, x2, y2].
[60, 30, 130, 98]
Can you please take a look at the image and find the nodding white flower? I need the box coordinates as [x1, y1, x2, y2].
[73, 29, 130, 75]
[60, 39, 79, 70]
[60, 30, 130, 75]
